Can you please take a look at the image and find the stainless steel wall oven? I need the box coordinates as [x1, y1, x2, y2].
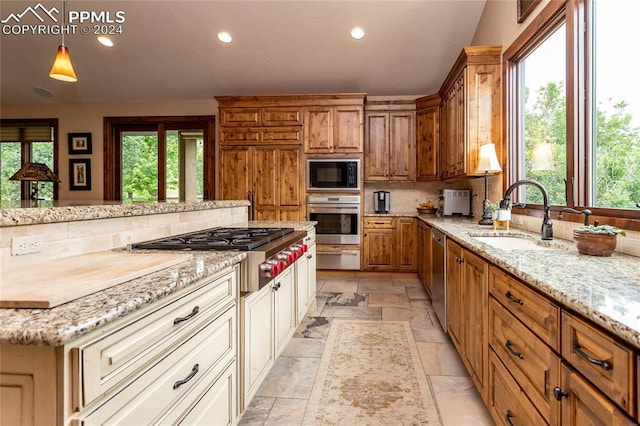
[307, 195, 360, 245]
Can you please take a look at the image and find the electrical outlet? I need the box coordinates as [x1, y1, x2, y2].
[11, 235, 44, 256]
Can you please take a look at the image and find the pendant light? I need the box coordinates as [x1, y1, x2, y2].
[49, 0, 77, 82]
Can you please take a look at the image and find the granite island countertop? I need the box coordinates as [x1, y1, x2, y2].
[419, 216, 640, 350]
[0, 251, 246, 346]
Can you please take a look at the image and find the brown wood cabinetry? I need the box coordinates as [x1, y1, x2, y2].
[417, 221, 432, 297]
[305, 105, 364, 154]
[438, 46, 502, 179]
[219, 145, 304, 221]
[364, 101, 415, 181]
[362, 217, 417, 271]
[445, 239, 489, 400]
[415, 94, 440, 181]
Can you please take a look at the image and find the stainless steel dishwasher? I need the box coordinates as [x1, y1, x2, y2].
[431, 229, 446, 331]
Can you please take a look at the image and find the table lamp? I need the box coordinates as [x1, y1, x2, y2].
[477, 143, 502, 225]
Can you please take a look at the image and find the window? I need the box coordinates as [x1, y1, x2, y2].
[506, 0, 640, 217]
[104, 116, 213, 201]
[0, 119, 58, 206]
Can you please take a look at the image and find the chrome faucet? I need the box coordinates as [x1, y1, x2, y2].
[500, 179, 553, 240]
[558, 207, 592, 226]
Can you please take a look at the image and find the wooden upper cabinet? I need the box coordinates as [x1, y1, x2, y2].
[261, 107, 303, 126]
[333, 106, 364, 153]
[219, 108, 261, 127]
[304, 107, 332, 152]
[438, 46, 502, 179]
[304, 101, 364, 154]
[364, 101, 415, 181]
[416, 94, 440, 181]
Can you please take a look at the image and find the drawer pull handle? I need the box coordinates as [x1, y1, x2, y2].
[505, 291, 524, 305]
[274, 282, 281, 291]
[173, 363, 199, 390]
[307, 254, 313, 259]
[572, 341, 611, 370]
[505, 410, 515, 426]
[505, 340, 524, 359]
[553, 386, 568, 401]
[173, 306, 200, 325]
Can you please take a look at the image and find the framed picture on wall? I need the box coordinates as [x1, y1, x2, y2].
[517, 0, 541, 23]
[69, 159, 91, 190]
[68, 132, 92, 154]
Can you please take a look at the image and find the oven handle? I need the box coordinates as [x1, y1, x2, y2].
[316, 250, 360, 255]
[308, 205, 360, 214]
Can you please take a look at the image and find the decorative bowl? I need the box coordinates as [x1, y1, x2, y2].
[573, 230, 617, 256]
[417, 207, 438, 215]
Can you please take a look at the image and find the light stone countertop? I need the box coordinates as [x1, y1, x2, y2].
[0, 251, 246, 346]
[0, 200, 250, 227]
[419, 216, 640, 350]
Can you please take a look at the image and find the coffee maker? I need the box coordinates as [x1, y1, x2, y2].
[373, 191, 390, 213]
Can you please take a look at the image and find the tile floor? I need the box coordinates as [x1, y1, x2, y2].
[239, 276, 494, 425]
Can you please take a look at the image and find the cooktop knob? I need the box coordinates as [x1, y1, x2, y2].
[260, 262, 279, 278]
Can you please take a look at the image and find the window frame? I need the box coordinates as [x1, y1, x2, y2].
[504, 0, 640, 228]
[0, 118, 59, 202]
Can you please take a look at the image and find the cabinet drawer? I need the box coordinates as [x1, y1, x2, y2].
[260, 126, 302, 144]
[75, 270, 236, 407]
[262, 107, 303, 126]
[489, 266, 560, 350]
[561, 312, 634, 416]
[220, 128, 261, 144]
[220, 108, 261, 126]
[489, 298, 560, 425]
[363, 217, 394, 229]
[77, 307, 236, 425]
[487, 350, 548, 426]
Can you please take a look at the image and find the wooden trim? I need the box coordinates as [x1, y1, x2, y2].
[415, 94, 441, 110]
[439, 46, 502, 95]
[364, 100, 416, 112]
[215, 93, 366, 108]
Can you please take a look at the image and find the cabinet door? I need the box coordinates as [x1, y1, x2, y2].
[307, 244, 317, 310]
[559, 364, 636, 426]
[450, 74, 466, 177]
[219, 147, 252, 201]
[220, 128, 261, 145]
[304, 107, 332, 153]
[462, 249, 488, 401]
[253, 147, 278, 209]
[261, 107, 303, 126]
[242, 284, 275, 407]
[389, 112, 415, 181]
[296, 253, 310, 324]
[363, 228, 394, 270]
[333, 106, 363, 152]
[416, 106, 439, 181]
[445, 239, 463, 350]
[364, 112, 390, 180]
[417, 222, 426, 283]
[219, 108, 261, 127]
[419, 223, 432, 297]
[396, 218, 417, 271]
[277, 147, 303, 207]
[274, 267, 296, 358]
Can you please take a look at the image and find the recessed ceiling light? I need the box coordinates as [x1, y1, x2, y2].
[217, 32, 232, 43]
[350, 27, 365, 40]
[98, 36, 114, 47]
[33, 86, 54, 98]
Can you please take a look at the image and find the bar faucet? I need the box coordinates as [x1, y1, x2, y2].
[500, 179, 553, 240]
[558, 207, 592, 226]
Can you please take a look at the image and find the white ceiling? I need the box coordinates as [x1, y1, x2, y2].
[0, 0, 487, 105]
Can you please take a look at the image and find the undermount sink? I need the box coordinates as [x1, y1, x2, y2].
[471, 235, 555, 251]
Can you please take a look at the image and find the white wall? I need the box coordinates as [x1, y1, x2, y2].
[1, 99, 218, 201]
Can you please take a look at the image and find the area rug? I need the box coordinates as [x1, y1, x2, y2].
[302, 320, 441, 425]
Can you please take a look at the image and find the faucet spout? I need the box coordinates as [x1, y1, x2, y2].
[501, 179, 553, 240]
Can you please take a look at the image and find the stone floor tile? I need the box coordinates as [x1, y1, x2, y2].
[318, 278, 358, 293]
[256, 357, 320, 399]
[367, 292, 412, 308]
[410, 299, 431, 309]
[281, 337, 326, 358]
[238, 396, 275, 425]
[263, 398, 308, 426]
[411, 325, 450, 343]
[294, 316, 332, 339]
[407, 285, 429, 300]
[429, 376, 493, 425]
[358, 278, 406, 294]
[324, 292, 367, 306]
[393, 277, 423, 288]
[416, 342, 468, 376]
[382, 307, 434, 327]
[319, 305, 382, 319]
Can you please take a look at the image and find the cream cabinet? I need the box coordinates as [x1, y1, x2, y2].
[295, 233, 317, 323]
[0, 266, 240, 426]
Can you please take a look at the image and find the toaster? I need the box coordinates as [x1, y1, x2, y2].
[440, 189, 471, 216]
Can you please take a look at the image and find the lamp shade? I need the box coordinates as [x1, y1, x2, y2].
[49, 45, 77, 82]
[476, 143, 502, 173]
[9, 162, 60, 182]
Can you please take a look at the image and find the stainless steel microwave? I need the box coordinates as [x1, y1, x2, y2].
[307, 158, 360, 191]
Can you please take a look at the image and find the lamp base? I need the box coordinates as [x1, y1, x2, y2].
[478, 217, 493, 226]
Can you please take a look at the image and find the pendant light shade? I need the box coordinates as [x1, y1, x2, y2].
[49, 45, 77, 82]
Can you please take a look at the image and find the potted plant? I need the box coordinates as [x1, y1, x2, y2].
[573, 224, 626, 256]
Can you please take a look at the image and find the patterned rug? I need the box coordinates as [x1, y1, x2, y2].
[303, 320, 441, 425]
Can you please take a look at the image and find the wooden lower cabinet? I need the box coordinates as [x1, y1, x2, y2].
[362, 217, 417, 272]
[445, 239, 488, 401]
[488, 350, 548, 426]
[557, 364, 636, 426]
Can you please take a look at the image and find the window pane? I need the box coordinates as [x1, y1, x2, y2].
[32, 141, 55, 200]
[122, 132, 158, 202]
[592, 1, 640, 208]
[0, 142, 22, 206]
[520, 24, 567, 205]
[166, 131, 179, 200]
